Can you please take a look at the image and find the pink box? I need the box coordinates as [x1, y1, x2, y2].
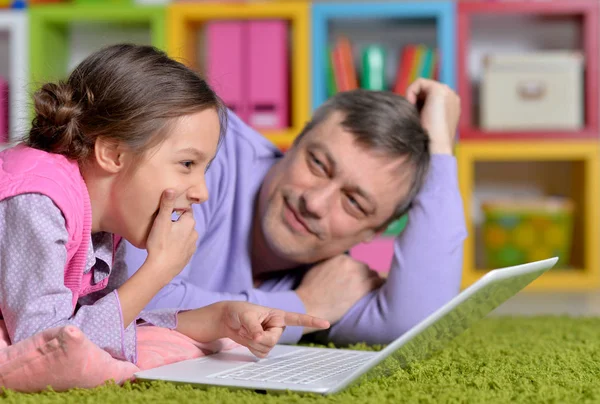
[206, 21, 248, 122]
[0, 77, 8, 144]
[349, 237, 395, 273]
[247, 20, 289, 130]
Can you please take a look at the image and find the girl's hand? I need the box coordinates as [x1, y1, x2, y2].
[145, 189, 198, 281]
[219, 302, 330, 358]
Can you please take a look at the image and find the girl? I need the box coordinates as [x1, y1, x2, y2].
[0, 44, 328, 363]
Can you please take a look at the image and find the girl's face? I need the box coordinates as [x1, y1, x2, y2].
[111, 108, 221, 249]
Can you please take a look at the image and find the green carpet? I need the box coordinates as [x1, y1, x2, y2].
[3, 316, 600, 403]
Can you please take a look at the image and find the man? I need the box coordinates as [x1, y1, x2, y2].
[125, 79, 467, 345]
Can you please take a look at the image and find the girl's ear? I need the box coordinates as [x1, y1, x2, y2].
[94, 137, 126, 174]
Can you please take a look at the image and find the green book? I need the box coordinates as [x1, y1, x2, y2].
[361, 45, 386, 91]
[383, 214, 408, 236]
[326, 46, 337, 97]
[420, 47, 434, 78]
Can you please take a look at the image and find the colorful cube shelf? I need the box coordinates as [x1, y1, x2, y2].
[10, 0, 599, 292]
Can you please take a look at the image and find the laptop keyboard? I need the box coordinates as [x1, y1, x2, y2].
[209, 349, 372, 385]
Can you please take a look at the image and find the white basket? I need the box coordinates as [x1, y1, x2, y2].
[480, 51, 584, 131]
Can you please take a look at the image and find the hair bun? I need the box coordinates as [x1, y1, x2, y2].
[27, 82, 88, 160]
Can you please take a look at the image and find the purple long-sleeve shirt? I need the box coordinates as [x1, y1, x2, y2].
[124, 111, 467, 345]
[0, 194, 177, 363]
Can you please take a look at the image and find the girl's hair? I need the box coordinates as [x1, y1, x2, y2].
[26, 44, 227, 162]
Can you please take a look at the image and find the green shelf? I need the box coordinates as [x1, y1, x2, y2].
[29, 4, 166, 85]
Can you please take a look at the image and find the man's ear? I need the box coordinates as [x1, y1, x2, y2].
[94, 137, 126, 174]
[362, 229, 384, 244]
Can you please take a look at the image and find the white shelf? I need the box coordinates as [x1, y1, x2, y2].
[0, 11, 28, 143]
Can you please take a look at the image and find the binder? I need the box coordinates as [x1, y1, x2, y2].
[206, 21, 248, 122]
[247, 20, 288, 130]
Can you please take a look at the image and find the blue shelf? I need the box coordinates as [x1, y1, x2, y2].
[311, 1, 456, 110]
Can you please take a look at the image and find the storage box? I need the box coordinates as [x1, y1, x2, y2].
[482, 197, 574, 269]
[480, 52, 584, 131]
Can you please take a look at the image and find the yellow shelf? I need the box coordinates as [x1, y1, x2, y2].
[263, 129, 302, 150]
[467, 269, 599, 291]
[167, 1, 310, 150]
[457, 140, 600, 291]
[456, 140, 600, 160]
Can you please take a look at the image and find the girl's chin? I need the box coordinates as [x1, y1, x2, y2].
[120, 231, 149, 250]
[119, 219, 153, 251]
[122, 237, 146, 250]
[135, 240, 148, 250]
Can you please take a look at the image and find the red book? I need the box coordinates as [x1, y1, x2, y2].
[393, 44, 416, 96]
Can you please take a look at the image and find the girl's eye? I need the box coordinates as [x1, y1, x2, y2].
[181, 161, 194, 169]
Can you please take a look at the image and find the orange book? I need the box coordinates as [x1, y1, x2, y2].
[331, 38, 358, 92]
[331, 45, 346, 92]
[409, 44, 426, 83]
[337, 37, 358, 90]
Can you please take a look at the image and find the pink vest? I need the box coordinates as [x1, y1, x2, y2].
[0, 144, 119, 308]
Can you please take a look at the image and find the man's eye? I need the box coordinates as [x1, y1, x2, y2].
[311, 154, 325, 171]
[346, 194, 366, 215]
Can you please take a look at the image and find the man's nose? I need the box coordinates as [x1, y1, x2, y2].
[300, 184, 336, 219]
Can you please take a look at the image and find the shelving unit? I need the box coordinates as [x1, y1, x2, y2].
[0, 10, 28, 144]
[455, 0, 600, 291]
[29, 5, 165, 85]
[457, 0, 598, 140]
[457, 140, 600, 290]
[167, 2, 310, 150]
[311, 1, 456, 110]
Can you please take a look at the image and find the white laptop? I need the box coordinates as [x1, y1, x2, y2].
[135, 257, 558, 395]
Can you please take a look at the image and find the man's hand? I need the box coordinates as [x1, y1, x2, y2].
[405, 78, 461, 155]
[295, 255, 384, 329]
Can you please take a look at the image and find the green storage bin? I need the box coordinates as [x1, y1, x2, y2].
[482, 197, 574, 269]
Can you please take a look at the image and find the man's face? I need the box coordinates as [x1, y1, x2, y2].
[257, 111, 415, 264]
